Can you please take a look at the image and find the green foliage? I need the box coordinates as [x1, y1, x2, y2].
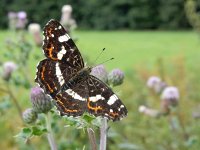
[0, 0, 193, 30]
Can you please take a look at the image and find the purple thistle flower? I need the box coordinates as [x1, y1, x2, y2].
[23, 108, 37, 124]
[160, 86, 179, 113]
[30, 86, 53, 113]
[147, 76, 166, 93]
[2, 61, 17, 81]
[17, 11, 27, 20]
[8, 12, 17, 19]
[91, 65, 108, 83]
[108, 69, 124, 86]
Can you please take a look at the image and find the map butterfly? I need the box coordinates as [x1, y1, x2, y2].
[35, 19, 127, 121]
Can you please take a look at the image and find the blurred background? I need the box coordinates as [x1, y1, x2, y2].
[1, 0, 200, 150]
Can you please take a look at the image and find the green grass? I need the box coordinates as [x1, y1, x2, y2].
[74, 30, 200, 71]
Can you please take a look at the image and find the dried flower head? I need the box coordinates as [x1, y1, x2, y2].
[108, 69, 124, 86]
[91, 65, 108, 83]
[23, 108, 37, 124]
[138, 105, 160, 118]
[160, 86, 179, 113]
[28, 23, 41, 34]
[62, 5, 72, 13]
[30, 86, 53, 113]
[2, 61, 18, 81]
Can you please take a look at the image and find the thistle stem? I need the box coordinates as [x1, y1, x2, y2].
[6, 84, 23, 120]
[87, 128, 97, 150]
[45, 113, 57, 150]
[100, 118, 108, 150]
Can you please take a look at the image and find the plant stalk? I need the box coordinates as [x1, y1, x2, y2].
[100, 118, 108, 150]
[87, 128, 97, 150]
[45, 113, 57, 150]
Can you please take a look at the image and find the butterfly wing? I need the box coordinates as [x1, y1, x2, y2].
[42, 19, 84, 69]
[86, 75, 127, 121]
[35, 19, 84, 97]
[54, 81, 89, 117]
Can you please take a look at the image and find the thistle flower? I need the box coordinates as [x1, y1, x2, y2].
[138, 105, 160, 118]
[2, 61, 18, 81]
[161, 86, 179, 113]
[147, 76, 165, 93]
[16, 11, 27, 30]
[108, 69, 124, 86]
[30, 86, 53, 113]
[8, 12, 17, 30]
[91, 65, 108, 83]
[23, 108, 37, 124]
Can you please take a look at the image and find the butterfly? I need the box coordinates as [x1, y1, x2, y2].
[35, 19, 127, 121]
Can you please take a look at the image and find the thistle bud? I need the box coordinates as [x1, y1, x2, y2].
[161, 86, 179, 113]
[30, 86, 53, 113]
[108, 69, 124, 86]
[91, 65, 108, 83]
[2, 61, 18, 81]
[23, 108, 37, 124]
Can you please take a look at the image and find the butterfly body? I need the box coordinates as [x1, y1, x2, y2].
[35, 19, 127, 121]
[60, 67, 92, 93]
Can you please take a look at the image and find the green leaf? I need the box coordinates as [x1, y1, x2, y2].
[31, 126, 47, 136]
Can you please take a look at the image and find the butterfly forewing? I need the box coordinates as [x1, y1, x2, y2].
[43, 19, 84, 69]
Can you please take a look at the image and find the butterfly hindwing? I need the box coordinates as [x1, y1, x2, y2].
[43, 19, 84, 69]
[35, 59, 82, 97]
[87, 75, 127, 121]
[54, 81, 89, 116]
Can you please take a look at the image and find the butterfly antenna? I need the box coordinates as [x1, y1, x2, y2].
[94, 48, 106, 64]
[93, 57, 114, 68]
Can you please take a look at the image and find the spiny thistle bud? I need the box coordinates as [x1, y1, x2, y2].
[160, 86, 179, 113]
[91, 65, 108, 83]
[30, 86, 53, 113]
[2, 61, 18, 81]
[108, 69, 124, 86]
[147, 76, 165, 93]
[23, 108, 37, 124]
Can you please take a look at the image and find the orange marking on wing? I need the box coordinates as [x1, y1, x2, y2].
[40, 66, 53, 93]
[56, 97, 78, 113]
[46, 44, 58, 61]
[109, 112, 119, 117]
[87, 98, 102, 113]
